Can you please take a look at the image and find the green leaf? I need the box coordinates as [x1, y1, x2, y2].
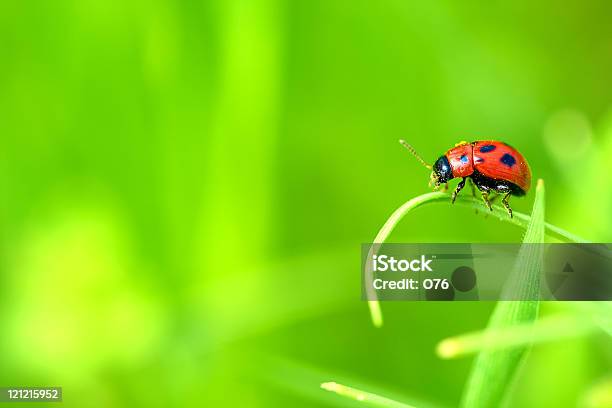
[459, 179, 546, 408]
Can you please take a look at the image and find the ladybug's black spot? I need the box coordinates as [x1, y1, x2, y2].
[474, 156, 484, 164]
[460, 154, 468, 163]
[479, 145, 496, 153]
[500, 153, 516, 167]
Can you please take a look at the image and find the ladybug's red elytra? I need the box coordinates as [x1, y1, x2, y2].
[400, 140, 532, 218]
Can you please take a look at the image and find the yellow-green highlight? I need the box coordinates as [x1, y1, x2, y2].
[321, 382, 416, 408]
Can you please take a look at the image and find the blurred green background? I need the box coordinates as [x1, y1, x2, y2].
[0, 0, 611, 407]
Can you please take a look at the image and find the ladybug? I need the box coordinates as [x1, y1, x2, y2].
[400, 139, 531, 218]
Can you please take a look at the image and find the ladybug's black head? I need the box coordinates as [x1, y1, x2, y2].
[431, 155, 452, 187]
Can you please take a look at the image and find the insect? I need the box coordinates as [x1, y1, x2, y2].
[400, 139, 531, 218]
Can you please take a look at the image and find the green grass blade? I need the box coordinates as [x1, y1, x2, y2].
[436, 312, 598, 359]
[321, 382, 417, 408]
[460, 179, 546, 408]
[366, 193, 454, 327]
[256, 355, 439, 408]
[366, 185, 585, 327]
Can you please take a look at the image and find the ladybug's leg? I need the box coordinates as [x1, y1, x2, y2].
[451, 178, 466, 204]
[501, 192, 513, 218]
[480, 190, 493, 211]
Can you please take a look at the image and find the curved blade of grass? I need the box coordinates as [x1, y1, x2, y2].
[366, 188, 586, 327]
[436, 312, 599, 359]
[321, 382, 417, 408]
[460, 179, 546, 408]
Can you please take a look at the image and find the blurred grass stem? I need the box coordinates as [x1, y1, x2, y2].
[321, 382, 417, 408]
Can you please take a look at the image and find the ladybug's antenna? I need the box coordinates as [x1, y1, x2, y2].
[399, 139, 432, 169]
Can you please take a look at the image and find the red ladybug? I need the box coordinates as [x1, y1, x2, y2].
[400, 140, 531, 217]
